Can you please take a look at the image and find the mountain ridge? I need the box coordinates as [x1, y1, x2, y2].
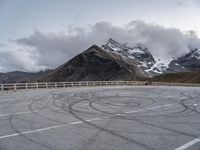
[41, 45, 146, 82]
[0, 70, 51, 84]
[1, 38, 200, 83]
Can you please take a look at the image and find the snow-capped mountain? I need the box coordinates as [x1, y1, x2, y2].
[188, 48, 200, 60]
[102, 38, 171, 76]
[102, 39, 155, 68]
[101, 38, 200, 76]
[169, 48, 200, 72]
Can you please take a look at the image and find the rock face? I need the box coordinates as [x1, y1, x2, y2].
[169, 48, 200, 72]
[41, 45, 146, 82]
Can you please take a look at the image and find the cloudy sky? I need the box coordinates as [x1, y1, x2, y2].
[0, 0, 200, 72]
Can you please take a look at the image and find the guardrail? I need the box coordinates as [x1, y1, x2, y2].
[152, 82, 200, 87]
[0, 81, 147, 92]
[0, 81, 200, 92]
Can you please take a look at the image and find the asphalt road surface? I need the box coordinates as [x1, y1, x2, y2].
[0, 86, 200, 150]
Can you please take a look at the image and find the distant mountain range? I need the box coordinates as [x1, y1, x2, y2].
[0, 70, 51, 83]
[1, 38, 200, 83]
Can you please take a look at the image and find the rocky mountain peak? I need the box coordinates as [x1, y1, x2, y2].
[185, 48, 200, 60]
[102, 38, 156, 75]
[169, 48, 200, 72]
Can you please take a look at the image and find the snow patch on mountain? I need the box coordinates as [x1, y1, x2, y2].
[192, 49, 200, 60]
[145, 58, 172, 74]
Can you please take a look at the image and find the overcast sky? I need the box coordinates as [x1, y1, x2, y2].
[0, 0, 200, 72]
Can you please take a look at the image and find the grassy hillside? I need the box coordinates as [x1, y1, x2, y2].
[150, 71, 200, 84]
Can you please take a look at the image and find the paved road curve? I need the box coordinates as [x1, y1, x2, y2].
[0, 86, 200, 150]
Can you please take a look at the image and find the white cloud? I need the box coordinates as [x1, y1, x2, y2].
[0, 43, 47, 72]
[1, 20, 200, 72]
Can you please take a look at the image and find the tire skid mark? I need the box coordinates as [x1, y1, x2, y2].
[61, 92, 157, 150]
[3, 88, 200, 150]
[8, 94, 56, 150]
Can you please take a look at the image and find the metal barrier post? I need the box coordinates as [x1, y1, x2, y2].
[55, 83, 57, 88]
[14, 84, 16, 91]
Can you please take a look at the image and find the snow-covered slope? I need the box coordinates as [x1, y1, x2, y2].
[145, 58, 172, 74]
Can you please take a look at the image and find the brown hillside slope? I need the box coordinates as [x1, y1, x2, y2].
[150, 71, 200, 84]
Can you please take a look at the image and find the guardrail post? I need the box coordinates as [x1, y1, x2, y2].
[1, 84, 3, 92]
[63, 82, 65, 88]
[25, 83, 28, 89]
[55, 83, 57, 88]
[46, 83, 48, 88]
[14, 84, 16, 91]
[36, 83, 38, 89]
